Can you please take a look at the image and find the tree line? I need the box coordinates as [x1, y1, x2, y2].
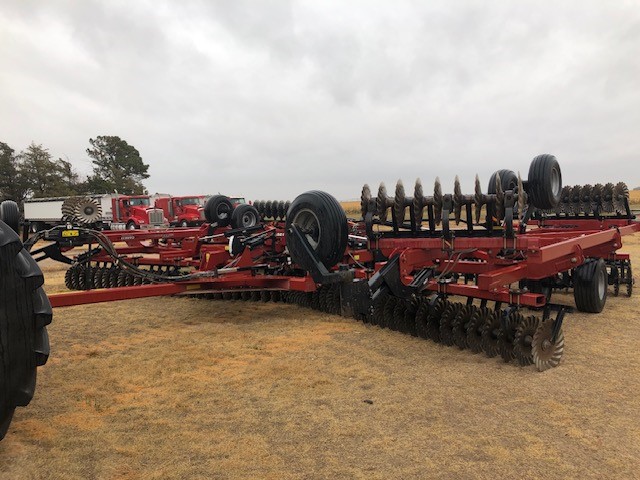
[0, 135, 150, 205]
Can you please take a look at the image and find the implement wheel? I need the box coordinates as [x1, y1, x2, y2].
[231, 204, 260, 229]
[574, 259, 607, 313]
[527, 154, 562, 210]
[0, 220, 52, 440]
[285, 191, 347, 272]
[204, 195, 233, 227]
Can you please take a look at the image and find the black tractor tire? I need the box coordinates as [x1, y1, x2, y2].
[0, 201, 20, 235]
[527, 154, 562, 210]
[487, 169, 518, 222]
[204, 195, 233, 227]
[574, 259, 608, 313]
[126, 221, 138, 230]
[0, 220, 52, 440]
[285, 190, 348, 271]
[231, 204, 260, 229]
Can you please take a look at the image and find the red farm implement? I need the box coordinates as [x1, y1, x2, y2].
[1, 153, 638, 440]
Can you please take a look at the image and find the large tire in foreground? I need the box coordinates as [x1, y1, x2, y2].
[0, 220, 52, 440]
[527, 154, 562, 210]
[285, 191, 348, 271]
[231, 204, 260, 229]
[204, 195, 233, 227]
[0, 200, 20, 235]
[574, 258, 607, 313]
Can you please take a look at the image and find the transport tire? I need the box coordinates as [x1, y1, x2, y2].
[285, 190, 348, 271]
[0, 201, 20, 235]
[574, 259, 607, 313]
[527, 154, 562, 210]
[486, 169, 518, 222]
[231, 204, 260, 229]
[126, 221, 137, 230]
[0, 220, 52, 440]
[204, 195, 233, 227]
[180, 220, 189, 228]
[488, 169, 518, 195]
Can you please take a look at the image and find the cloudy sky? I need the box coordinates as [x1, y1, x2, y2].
[1, 1, 639, 201]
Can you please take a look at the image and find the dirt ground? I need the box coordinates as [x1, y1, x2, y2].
[1, 236, 639, 479]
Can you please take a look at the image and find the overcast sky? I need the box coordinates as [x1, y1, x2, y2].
[1, 1, 639, 201]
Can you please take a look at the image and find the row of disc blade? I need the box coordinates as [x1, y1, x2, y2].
[361, 172, 526, 226]
[549, 182, 629, 215]
[253, 200, 291, 220]
[60, 196, 102, 225]
[200, 283, 563, 371]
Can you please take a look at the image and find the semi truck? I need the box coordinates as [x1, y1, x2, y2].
[154, 195, 208, 227]
[24, 193, 167, 231]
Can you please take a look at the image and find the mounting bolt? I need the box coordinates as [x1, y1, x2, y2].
[570, 257, 577, 263]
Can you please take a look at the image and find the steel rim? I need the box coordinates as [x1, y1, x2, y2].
[242, 212, 257, 227]
[216, 203, 230, 220]
[292, 208, 321, 249]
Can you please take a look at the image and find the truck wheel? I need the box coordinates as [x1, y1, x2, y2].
[180, 220, 189, 228]
[126, 221, 137, 230]
[574, 259, 607, 313]
[231, 205, 259, 229]
[204, 195, 233, 227]
[285, 190, 347, 271]
[527, 154, 562, 210]
[0, 220, 52, 440]
[0, 201, 20, 235]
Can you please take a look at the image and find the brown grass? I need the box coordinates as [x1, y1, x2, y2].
[630, 190, 640, 205]
[1, 238, 640, 479]
[341, 200, 361, 217]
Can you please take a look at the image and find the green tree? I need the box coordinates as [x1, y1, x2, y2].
[86, 136, 149, 194]
[54, 158, 82, 195]
[0, 141, 29, 202]
[19, 143, 67, 198]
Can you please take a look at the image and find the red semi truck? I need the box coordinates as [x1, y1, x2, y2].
[154, 195, 208, 227]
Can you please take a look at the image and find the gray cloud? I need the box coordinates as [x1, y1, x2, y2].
[1, 0, 639, 201]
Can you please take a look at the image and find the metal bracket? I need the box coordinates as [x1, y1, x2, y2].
[541, 303, 572, 342]
[289, 224, 349, 284]
[368, 255, 435, 300]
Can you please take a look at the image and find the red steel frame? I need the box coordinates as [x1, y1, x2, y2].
[48, 216, 640, 309]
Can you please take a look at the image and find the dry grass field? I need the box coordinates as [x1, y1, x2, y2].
[1, 236, 640, 479]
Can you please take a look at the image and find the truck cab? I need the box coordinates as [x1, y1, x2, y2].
[155, 195, 208, 227]
[113, 195, 166, 229]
